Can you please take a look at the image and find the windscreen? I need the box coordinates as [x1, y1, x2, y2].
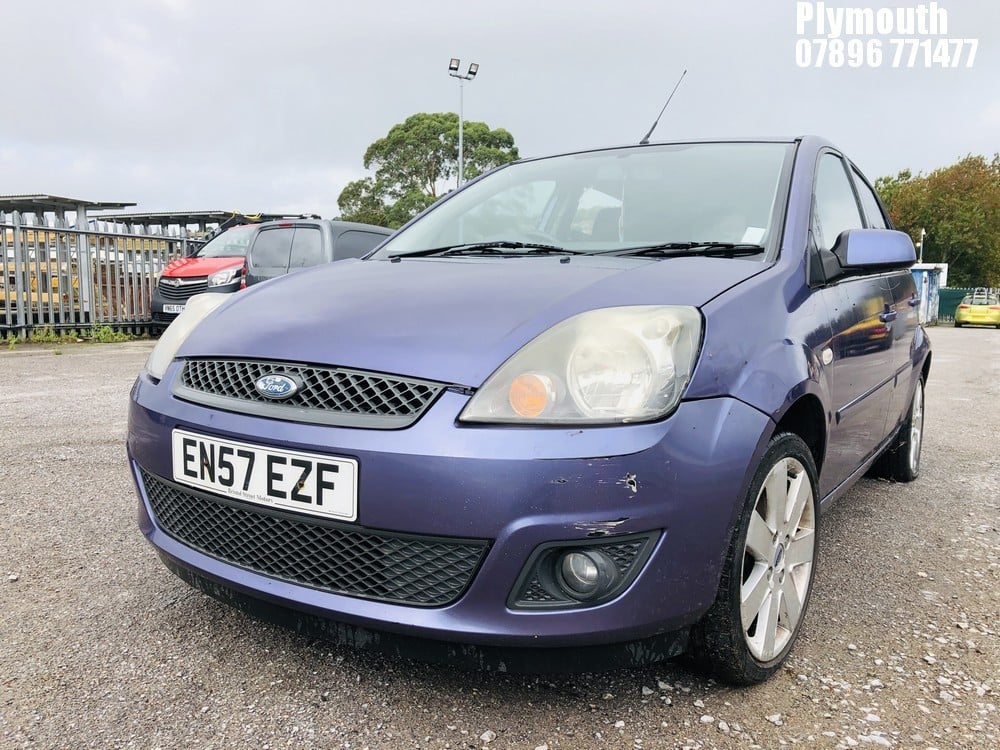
[196, 225, 256, 258]
[371, 142, 794, 257]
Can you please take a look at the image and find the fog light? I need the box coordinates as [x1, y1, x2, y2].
[560, 552, 600, 596]
[556, 549, 620, 601]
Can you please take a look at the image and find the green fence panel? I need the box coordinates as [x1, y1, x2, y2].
[938, 288, 972, 321]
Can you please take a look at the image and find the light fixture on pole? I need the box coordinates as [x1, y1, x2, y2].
[448, 58, 479, 187]
[918, 227, 926, 263]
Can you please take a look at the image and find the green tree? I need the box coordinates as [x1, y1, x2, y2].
[876, 155, 1000, 287]
[338, 112, 519, 228]
[336, 177, 389, 227]
[873, 169, 913, 212]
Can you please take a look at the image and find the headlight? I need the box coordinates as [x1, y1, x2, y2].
[207, 265, 243, 287]
[460, 306, 702, 424]
[146, 293, 230, 380]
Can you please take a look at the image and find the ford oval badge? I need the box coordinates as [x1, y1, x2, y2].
[254, 373, 300, 400]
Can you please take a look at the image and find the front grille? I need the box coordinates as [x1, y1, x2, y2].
[158, 278, 209, 301]
[175, 359, 445, 429]
[142, 470, 489, 606]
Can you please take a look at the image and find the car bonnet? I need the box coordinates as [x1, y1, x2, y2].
[162, 255, 245, 277]
[177, 255, 768, 387]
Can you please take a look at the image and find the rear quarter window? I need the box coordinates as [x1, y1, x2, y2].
[335, 231, 390, 260]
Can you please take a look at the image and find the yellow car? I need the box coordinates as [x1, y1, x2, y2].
[954, 292, 1000, 328]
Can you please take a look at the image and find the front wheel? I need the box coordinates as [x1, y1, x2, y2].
[690, 432, 819, 684]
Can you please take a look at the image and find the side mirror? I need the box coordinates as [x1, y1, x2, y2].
[832, 229, 916, 271]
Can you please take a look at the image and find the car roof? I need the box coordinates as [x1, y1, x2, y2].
[504, 135, 831, 167]
[253, 218, 392, 234]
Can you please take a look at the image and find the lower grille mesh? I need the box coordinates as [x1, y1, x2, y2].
[141, 470, 489, 607]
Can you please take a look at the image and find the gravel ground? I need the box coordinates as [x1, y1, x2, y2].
[0, 328, 996, 750]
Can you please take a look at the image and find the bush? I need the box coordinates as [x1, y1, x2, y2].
[88, 325, 132, 343]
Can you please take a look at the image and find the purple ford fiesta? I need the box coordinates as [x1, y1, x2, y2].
[128, 137, 930, 684]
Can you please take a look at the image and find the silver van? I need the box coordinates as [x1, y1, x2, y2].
[245, 219, 391, 286]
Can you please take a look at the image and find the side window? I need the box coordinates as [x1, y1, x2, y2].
[334, 231, 389, 260]
[289, 227, 324, 268]
[812, 154, 864, 251]
[250, 228, 293, 268]
[850, 167, 888, 229]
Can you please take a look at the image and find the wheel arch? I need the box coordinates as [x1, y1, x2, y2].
[771, 393, 827, 477]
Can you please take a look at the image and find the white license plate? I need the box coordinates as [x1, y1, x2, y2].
[163, 303, 186, 314]
[171, 429, 358, 521]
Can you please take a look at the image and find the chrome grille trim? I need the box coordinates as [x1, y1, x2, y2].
[158, 277, 209, 301]
[173, 359, 446, 429]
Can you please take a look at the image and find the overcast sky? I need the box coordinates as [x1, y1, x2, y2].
[1, 0, 997, 219]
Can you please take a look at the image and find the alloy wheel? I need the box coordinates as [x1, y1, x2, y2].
[739, 456, 816, 662]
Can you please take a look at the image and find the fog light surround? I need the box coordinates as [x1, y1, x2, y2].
[509, 532, 660, 610]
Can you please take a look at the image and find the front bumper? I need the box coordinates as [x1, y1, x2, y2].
[151, 281, 241, 326]
[159, 551, 690, 672]
[128, 361, 772, 653]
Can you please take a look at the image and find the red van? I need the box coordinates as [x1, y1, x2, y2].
[150, 224, 257, 330]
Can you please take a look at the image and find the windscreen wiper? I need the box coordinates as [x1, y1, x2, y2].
[388, 241, 586, 258]
[605, 242, 766, 258]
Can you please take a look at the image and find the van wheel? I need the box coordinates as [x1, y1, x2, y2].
[690, 433, 818, 685]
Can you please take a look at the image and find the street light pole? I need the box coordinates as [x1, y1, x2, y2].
[458, 75, 465, 186]
[448, 58, 479, 188]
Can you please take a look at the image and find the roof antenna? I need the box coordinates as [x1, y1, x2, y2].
[639, 69, 687, 145]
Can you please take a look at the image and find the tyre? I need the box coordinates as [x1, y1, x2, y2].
[953, 321, 962, 327]
[690, 432, 819, 684]
[877, 378, 925, 482]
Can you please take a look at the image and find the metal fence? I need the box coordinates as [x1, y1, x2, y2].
[1, 211, 197, 338]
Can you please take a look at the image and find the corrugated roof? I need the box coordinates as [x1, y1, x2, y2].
[0, 194, 135, 212]
[91, 210, 309, 226]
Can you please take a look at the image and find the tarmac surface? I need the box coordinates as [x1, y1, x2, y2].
[0, 327, 996, 749]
